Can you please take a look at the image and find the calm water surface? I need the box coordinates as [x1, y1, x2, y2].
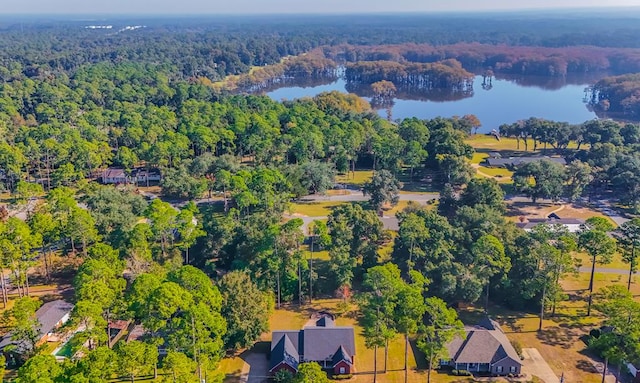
[266, 75, 598, 133]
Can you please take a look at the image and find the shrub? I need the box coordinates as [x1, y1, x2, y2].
[452, 369, 472, 376]
[331, 374, 353, 380]
[511, 340, 523, 358]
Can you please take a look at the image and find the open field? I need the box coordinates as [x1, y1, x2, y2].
[573, 251, 629, 271]
[288, 201, 347, 217]
[336, 170, 374, 186]
[465, 135, 581, 153]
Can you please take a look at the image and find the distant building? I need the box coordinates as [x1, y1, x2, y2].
[101, 168, 128, 184]
[486, 156, 566, 168]
[101, 168, 161, 185]
[270, 313, 356, 376]
[441, 317, 522, 376]
[516, 216, 584, 233]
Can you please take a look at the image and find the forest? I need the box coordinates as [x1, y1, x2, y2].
[1, 11, 640, 382]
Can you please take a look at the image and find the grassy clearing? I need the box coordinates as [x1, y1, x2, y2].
[219, 353, 246, 383]
[466, 134, 582, 153]
[288, 201, 346, 217]
[561, 271, 640, 296]
[336, 170, 374, 186]
[466, 135, 532, 152]
[505, 201, 562, 220]
[476, 166, 514, 184]
[326, 189, 352, 196]
[504, 201, 613, 226]
[572, 251, 629, 271]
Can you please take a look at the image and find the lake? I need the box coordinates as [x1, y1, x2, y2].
[266, 75, 600, 133]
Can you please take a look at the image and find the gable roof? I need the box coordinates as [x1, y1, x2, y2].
[272, 330, 303, 355]
[331, 345, 353, 367]
[37, 300, 74, 336]
[316, 316, 335, 327]
[302, 326, 355, 362]
[446, 317, 521, 366]
[270, 334, 300, 372]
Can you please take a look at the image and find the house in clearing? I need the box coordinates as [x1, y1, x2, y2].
[270, 314, 356, 375]
[101, 168, 161, 185]
[0, 300, 74, 366]
[101, 168, 128, 184]
[441, 317, 522, 376]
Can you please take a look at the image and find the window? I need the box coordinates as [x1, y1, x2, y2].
[496, 366, 503, 373]
[510, 366, 517, 373]
[339, 367, 346, 374]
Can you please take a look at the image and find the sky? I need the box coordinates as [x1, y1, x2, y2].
[2, 0, 640, 15]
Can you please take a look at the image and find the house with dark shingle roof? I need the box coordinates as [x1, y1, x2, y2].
[441, 317, 522, 376]
[270, 314, 355, 375]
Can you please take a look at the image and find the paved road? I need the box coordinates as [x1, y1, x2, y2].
[522, 348, 560, 383]
[578, 266, 634, 275]
[291, 190, 436, 232]
[300, 190, 439, 204]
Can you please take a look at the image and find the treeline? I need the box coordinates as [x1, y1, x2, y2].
[2, 12, 640, 85]
[223, 51, 338, 92]
[324, 43, 640, 77]
[591, 73, 640, 116]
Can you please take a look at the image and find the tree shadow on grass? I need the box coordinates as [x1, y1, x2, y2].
[536, 325, 584, 349]
[409, 338, 429, 370]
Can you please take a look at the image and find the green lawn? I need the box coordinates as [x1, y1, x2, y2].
[336, 170, 374, 186]
[288, 201, 347, 217]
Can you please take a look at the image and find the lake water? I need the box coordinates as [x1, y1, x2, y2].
[266, 75, 600, 133]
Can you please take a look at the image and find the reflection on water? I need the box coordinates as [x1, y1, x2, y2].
[491, 72, 610, 91]
[265, 74, 609, 131]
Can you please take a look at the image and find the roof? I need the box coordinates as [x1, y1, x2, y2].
[302, 326, 355, 362]
[516, 217, 584, 231]
[270, 334, 300, 372]
[126, 324, 147, 342]
[331, 345, 353, 367]
[37, 300, 74, 336]
[486, 156, 566, 167]
[0, 299, 74, 351]
[446, 317, 521, 366]
[272, 331, 303, 354]
[316, 316, 335, 327]
[103, 168, 127, 178]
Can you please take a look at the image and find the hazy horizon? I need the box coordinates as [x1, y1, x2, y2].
[2, 0, 640, 15]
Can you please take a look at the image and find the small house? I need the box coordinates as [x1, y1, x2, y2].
[441, 317, 522, 376]
[101, 168, 128, 184]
